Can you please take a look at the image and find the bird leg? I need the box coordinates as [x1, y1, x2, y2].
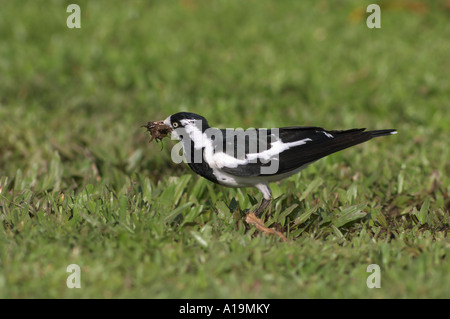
[245, 196, 288, 242]
[254, 198, 271, 217]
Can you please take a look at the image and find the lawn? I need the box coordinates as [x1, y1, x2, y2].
[0, 0, 448, 298]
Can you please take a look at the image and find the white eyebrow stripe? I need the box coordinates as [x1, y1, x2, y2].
[180, 119, 196, 126]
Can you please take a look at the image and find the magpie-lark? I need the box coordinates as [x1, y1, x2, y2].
[155, 112, 396, 240]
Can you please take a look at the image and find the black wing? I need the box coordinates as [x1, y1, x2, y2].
[220, 126, 396, 177]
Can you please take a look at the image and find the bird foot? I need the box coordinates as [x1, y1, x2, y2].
[245, 213, 288, 242]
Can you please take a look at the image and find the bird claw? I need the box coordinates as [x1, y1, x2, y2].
[245, 213, 288, 242]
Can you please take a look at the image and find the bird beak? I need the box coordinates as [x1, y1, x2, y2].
[142, 120, 173, 142]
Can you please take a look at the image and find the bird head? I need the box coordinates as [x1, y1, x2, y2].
[163, 112, 210, 143]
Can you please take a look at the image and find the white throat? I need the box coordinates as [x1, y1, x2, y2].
[181, 120, 206, 149]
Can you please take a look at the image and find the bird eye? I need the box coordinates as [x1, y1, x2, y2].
[172, 122, 179, 128]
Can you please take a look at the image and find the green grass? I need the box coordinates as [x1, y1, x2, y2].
[0, 0, 449, 298]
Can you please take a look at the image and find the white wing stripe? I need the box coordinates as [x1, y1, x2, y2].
[213, 138, 312, 168]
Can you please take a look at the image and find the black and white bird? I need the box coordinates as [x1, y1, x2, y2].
[157, 112, 396, 238]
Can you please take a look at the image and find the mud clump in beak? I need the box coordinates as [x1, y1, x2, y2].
[142, 121, 172, 143]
